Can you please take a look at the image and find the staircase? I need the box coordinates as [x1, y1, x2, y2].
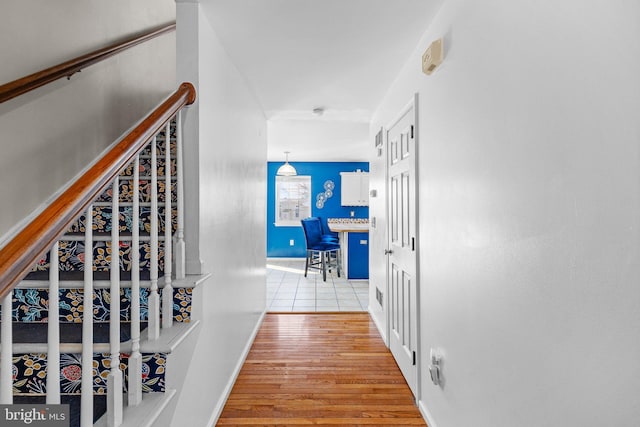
[0, 85, 201, 427]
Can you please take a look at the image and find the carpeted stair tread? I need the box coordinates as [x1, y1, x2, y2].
[24, 270, 163, 281]
[62, 231, 160, 238]
[2, 322, 148, 344]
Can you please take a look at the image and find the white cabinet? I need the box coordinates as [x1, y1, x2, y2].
[340, 171, 369, 206]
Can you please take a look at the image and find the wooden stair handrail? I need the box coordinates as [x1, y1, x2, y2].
[0, 82, 196, 299]
[0, 22, 176, 103]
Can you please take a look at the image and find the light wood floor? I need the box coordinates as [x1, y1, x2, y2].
[217, 313, 426, 426]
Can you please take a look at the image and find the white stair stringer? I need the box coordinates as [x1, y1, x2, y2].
[100, 272, 208, 427]
[94, 389, 177, 427]
[91, 319, 200, 427]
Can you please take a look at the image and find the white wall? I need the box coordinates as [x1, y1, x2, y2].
[0, 0, 176, 242]
[267, 119, 369, 162]
[173, 2, 267, 426]
[369, 1, 640, 426]
[367, 126, 388, 341]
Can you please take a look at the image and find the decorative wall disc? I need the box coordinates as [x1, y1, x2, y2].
[315, 179, 335, 209]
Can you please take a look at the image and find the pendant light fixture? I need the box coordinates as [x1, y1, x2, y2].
[276, 151, 297, 176]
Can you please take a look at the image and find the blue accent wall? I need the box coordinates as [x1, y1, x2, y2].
[267, 162, 369, 257]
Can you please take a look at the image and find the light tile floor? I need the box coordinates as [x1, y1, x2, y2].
[267, 258, 369, 312]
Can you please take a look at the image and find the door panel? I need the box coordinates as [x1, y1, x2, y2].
[387, 100, 418, 398]
[402, 172, 410, 248]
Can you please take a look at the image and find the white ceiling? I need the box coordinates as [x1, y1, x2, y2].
[201, 0, 442, 161]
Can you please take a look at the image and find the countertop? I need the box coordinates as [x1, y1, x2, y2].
[327, 218, 369, 233]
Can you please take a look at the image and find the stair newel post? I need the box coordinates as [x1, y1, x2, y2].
[107, 178, 123, 427]
[81, 204, 94, 427]
[128, 155, 143, 406]
[47, 241, 61, 404]
[0, 292, 13, 404]
[175, 111, 186, 280]
[162, 121, 174, 329]
[148, 137, 161, 340]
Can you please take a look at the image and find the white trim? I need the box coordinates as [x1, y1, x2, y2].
[413, 92, 422, 404]
[384, 93, 421, 401]
[206, 308, 267, 427]
[385, 94, 417, 133]
[418, 399, 438, 427]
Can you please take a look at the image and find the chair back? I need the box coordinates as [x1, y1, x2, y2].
[308, 216, 337, 238]
[301, 217, 324, 247]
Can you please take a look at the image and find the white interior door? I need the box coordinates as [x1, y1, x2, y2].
[386, 96, 419, 398]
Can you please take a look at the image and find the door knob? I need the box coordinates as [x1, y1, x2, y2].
[384, 249, 393, 255]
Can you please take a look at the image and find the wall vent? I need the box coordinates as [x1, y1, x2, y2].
[376, 287, 383, 306]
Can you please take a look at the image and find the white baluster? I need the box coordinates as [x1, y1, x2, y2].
[107, 179, 123, 427]
[148, 138, 160, 340]
[162, 122, 173, 329]
[81, 205, 94, 427]
[175, 112, 186, 280]
[0, 291, 13, 404]
[128, 156, 143, 406]
[47, 241, 61, 404]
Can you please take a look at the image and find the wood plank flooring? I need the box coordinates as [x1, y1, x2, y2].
[217, 313, 426, 426]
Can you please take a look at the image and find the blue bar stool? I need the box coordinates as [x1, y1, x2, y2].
[301, 217, 341, 281]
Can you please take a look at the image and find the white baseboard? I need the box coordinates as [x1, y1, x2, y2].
[206, 308, 267, 427]
[418, 399, 438, 427]
[368, 306, 388, 346]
